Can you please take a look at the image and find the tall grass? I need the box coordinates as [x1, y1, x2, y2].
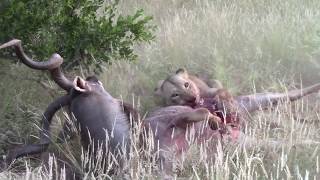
[1, 0, 320, 179]
[1, 101, 320, 179]
[111, 0, 320, 96]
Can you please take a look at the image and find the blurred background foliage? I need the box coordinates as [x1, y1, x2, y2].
[0, 0, 155, 73]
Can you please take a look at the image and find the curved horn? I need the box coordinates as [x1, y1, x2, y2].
[0, 39, 62, 70]
[49, 66, 74, 91]
[236, 83, 320, 113]
[5, 95, 71, 165]
[0, 39, 73, 91]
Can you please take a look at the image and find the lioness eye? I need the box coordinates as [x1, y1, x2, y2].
[184, 82, 189, 88]
[171, 93, 179, 98]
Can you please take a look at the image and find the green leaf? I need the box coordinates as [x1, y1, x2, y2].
[0, 0, 155, 73]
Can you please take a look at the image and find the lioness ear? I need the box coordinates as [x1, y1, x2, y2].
[154, 80, 164, 96]
[176, 68, 188, 78]
[176, 68, 186, 74]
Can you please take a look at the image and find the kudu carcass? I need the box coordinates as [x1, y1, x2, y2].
[155, 68, 320, 141]
[196, 83, 320, 141]
[143, 105, 222, 173]
[0, 39, 138, 173]
[142, 89, 238, 174]
[146, 69, 320, 174]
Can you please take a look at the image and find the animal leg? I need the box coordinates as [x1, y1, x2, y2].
[168, 108, 221, 130]
[5, 95, 71, 164]
[236, 83, 320, 113]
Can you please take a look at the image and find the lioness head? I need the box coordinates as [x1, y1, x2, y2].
[155, 68, 200, 106]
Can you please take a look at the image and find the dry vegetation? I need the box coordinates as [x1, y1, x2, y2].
[1, 0, 320, 179]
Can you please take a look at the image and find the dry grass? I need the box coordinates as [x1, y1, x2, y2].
[1, 0, 320, 179]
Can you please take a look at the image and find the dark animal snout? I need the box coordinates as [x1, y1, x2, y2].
[188, 96, 197, 103]
[185, 96, 198, 107]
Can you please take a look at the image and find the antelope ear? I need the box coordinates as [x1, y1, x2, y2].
[154, 80, 164, 96]
[73, 76, 90, 92]
[175, 68, 188, 78]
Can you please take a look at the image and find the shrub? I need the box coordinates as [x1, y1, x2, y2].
[0, 0, 155, 73]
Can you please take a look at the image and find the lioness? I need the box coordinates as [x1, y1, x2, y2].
[155, 68, 320, 113]
[154, 68, 223, 106]
[151, 68, 320, 176]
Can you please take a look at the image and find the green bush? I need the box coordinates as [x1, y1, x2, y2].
[0, 0, 155, 73]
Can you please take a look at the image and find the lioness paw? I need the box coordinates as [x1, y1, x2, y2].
[208, 114, 222, 130]
[194, 108, 210, 116]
